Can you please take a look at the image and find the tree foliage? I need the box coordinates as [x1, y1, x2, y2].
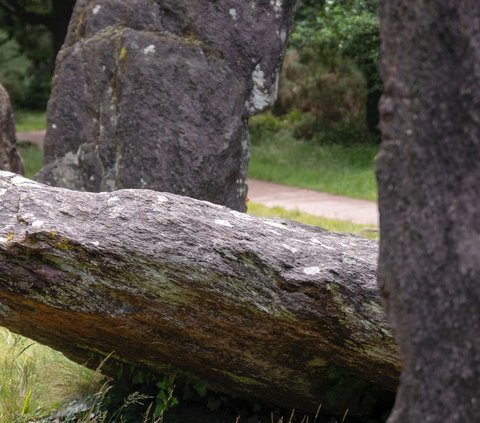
[292, 0, 380, 89]
[0, 0, 74, 108]
[0, 0, 74, 54]
[276, 0, 382, 139]
[0, 31, 31, 105]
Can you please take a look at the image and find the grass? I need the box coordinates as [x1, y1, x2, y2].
[11, 111, 378, 202]
[17, 143, 43, 179]
[0, 327, 181, 422]
[248, 116, 379, 201]
[14, 110, 46, 132]
[0, 327, 104, 422]
[248, 202, 378, 240]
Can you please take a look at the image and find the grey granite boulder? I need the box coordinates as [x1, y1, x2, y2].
[38, 0, 298, 211]
[378, 1, 480, 421]
[0, 84, 23, 174]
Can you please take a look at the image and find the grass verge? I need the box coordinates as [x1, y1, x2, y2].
[14, 110, 46, 132]
[0, 327, 178, 422]
[248, 115, 379, 201]
[248, 202, 378, 240]
[17, 143, 43, 179]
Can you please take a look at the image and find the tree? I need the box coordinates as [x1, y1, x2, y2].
[0, 31, 31, 106]
[0, 0, 75, 59]
[291, 0, 381, 134]
[0, 0, 75, 108]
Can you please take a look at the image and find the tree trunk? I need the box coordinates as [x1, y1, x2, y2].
[0, 172, 399, 417]
[378, 1, 480, 421]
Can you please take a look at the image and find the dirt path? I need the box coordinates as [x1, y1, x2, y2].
[247, 179, 378, 226]
[17, 130, 45, 148]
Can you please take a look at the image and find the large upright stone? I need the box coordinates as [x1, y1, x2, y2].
[377, 2, 480, 422]
[0, 84, 23, 174]
[38, 0, 298, 211]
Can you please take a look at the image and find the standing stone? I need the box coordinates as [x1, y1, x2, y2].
[377, 2, 480, 422]
[37, 0, 298, 211]
[0, 84, 23, 174]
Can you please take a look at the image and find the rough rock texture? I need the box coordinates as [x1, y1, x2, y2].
[0, 84, 23, 174]
[378, 2, 480, 422]
[38, 0, 298, 211]
[0, 171, 399, 417]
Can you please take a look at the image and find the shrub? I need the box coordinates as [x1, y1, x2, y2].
[248, 112, 300, 145]
[276, 50, 367, 125]
[272, 0, 382, 141]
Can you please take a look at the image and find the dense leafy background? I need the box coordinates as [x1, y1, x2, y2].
[0, 0, 74, 109]
[0, 0, 381, 136]
[274, 0, 381, 142]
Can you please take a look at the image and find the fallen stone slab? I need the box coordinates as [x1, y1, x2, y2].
[0, 171, 399, 417]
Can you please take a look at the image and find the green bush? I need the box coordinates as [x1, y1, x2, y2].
[292, 117, 378, 146]
[272, 0, 382, 142]
[276, 50, 367, 125]
[315, 120, 378, 145]
[249, 111, 301, 145]
[249, 110, 377, 147]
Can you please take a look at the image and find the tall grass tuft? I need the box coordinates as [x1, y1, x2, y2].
[0, 327, 104, 422]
